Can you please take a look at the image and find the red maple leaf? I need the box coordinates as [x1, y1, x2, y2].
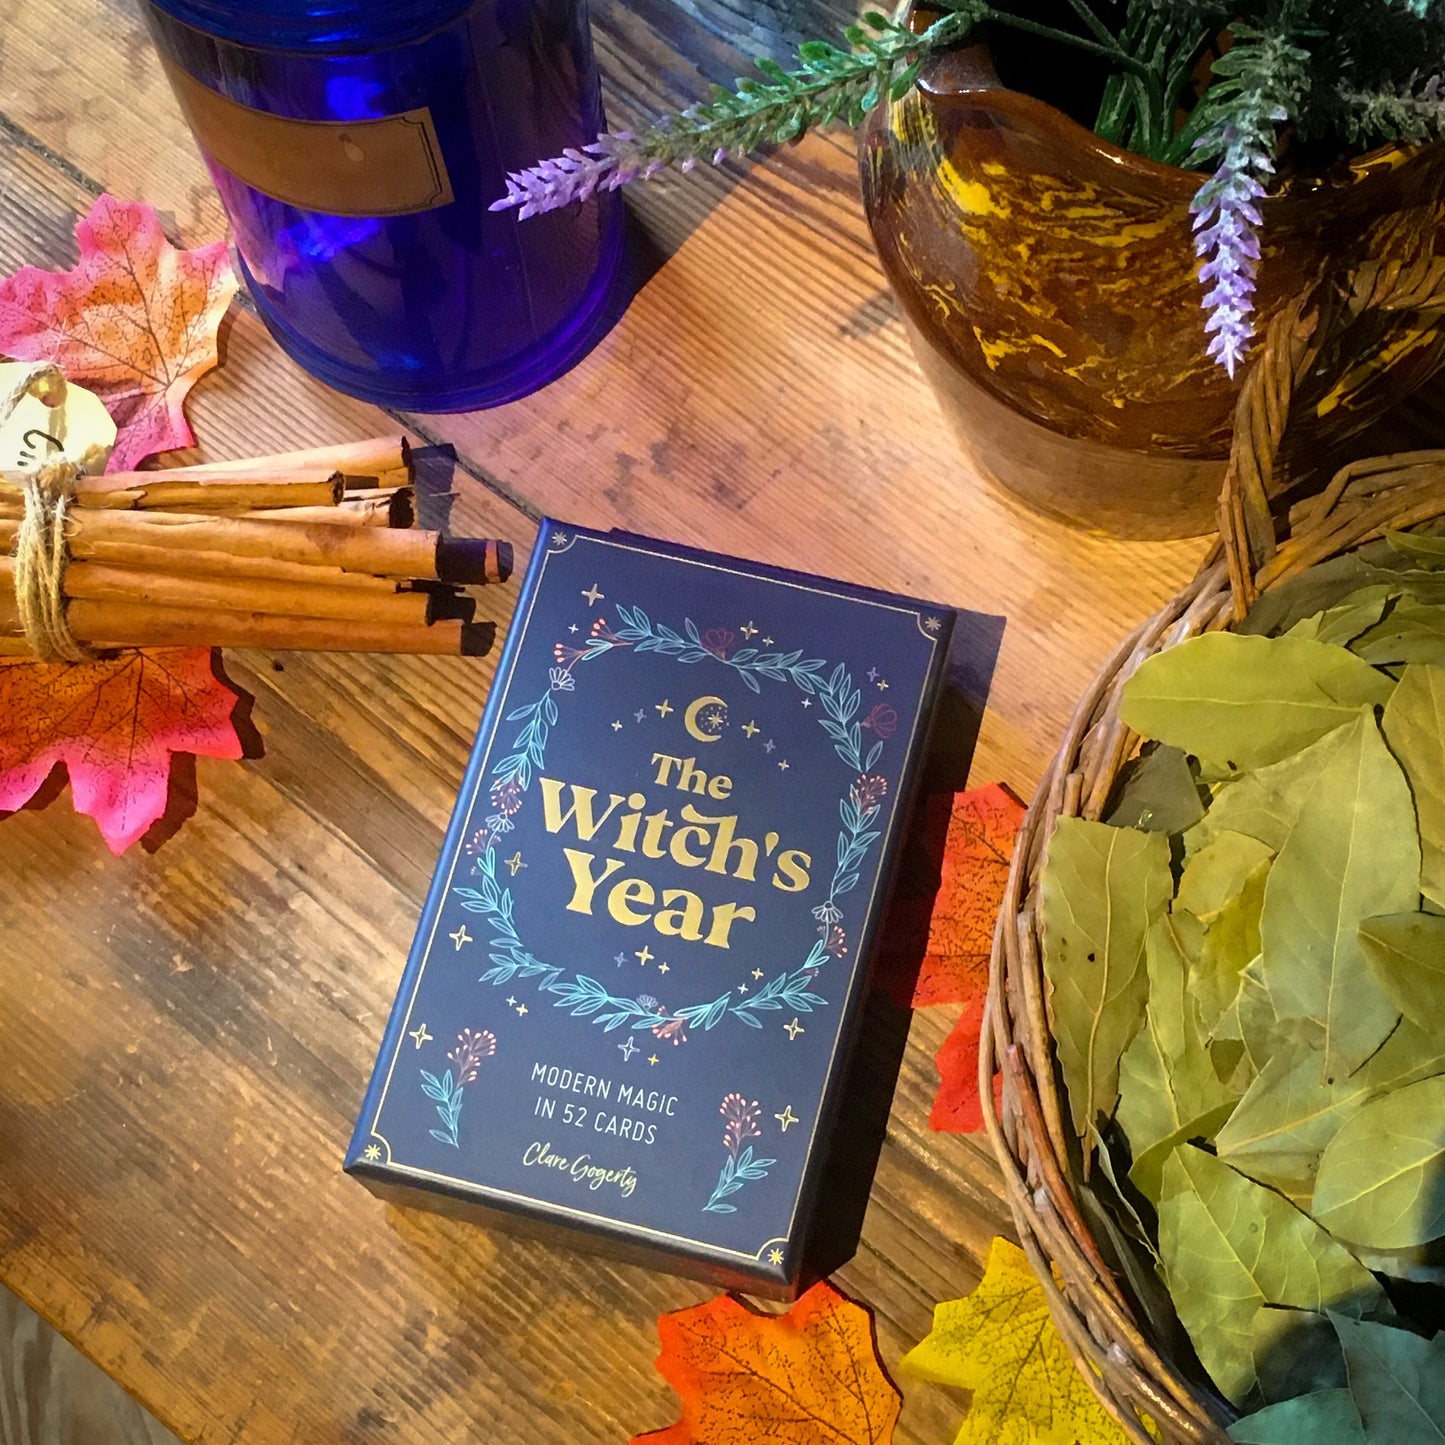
[913, 783, 1026, 1008]
[633, 1281, 900, 1445]
[0, 650, 243, 854]
[930, 994, 1005, 1134]
[0, 195, 237, 469]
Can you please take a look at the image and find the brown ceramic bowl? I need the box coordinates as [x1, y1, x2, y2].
[859, 17, 1445, 538]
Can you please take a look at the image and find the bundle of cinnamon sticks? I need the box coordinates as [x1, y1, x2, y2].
[0, 437, 511, 658]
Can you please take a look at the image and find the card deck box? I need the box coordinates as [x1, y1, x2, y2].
[346, 520, 954, 1296]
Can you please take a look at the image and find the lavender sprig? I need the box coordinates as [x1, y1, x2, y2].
[1186, 26, 1309, 376]
[491, 6, 985, 219]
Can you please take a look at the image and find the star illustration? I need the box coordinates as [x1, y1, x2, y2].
[648, 1053, 660, 1066]
[516, 1003, 529, 1017]
[582, 583, 604, 605]
[763, 635, 774, 645]
[775, 1105, 799, 1132]
[742, 720, 760, 738]
[506, 996, 517, 1006]
[801, 699, 812, 708]
[768, 1248, 784, 1266]
[751, 968, 764, 979]
[611, 720, 623, 731]
[924, 615, 942, 632]
[636, 945, 654, 966]
[363, 1144, 383, 1162]
[634, 708, 646, 722]
[408, 1023, 433, 1049]
[737, 983, 749, 994]
[614, 951, 627, 967]
[449, 925, 472, 950]
[877, 679, 890, 690]
[553, 533, 570, 547]
[505, 851, 526, 876]
[778, 760, 790, 771]
[784, 1017, 805, 1041]
[740, 621, 758, 639]
[655, 699, 674, 717]
[568, 623, 579, 634]
[764, 739, 775, 754]
[618, 1037, 638, 1061]
[867, 667, 879, 682]
[658, 961, 670, 975]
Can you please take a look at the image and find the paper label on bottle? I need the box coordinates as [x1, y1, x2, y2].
[161, 57, 456, 218]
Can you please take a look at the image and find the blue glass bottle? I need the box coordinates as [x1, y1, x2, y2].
[141, 0, 623, 411]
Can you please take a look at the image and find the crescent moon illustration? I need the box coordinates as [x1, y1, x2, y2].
[683, 695, 727, 743]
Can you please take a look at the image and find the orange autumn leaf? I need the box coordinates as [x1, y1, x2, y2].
[930, 993, 1003, 1134]
[632, 1281, 900, 1445]
[0, 650, 243, 854]
[0, 195, 237, 469]
[913, 783, 1026, 1008]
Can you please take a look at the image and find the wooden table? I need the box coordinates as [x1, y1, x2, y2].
[0, 0, 1236, 1439]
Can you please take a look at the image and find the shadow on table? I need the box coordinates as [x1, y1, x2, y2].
[801, 606, 1006, 1286]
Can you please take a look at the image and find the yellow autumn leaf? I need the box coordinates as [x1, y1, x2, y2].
[901, 1237, 1133, 1445]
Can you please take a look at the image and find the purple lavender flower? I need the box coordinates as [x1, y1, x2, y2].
[1189, 114, 1282, 378]
[490, 133, 641, 219]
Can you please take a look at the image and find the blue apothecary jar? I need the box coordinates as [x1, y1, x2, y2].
[141, 0, 624, 410]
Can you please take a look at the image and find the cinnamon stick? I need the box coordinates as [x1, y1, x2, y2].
[26, 509, 445, 578]
[0, 526, 402, 591]
[163, 437, 409, 480]
[18, 561, 436, 628]
[0, 603, 492, 655]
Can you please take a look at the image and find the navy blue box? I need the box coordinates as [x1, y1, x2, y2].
[346, 521, 954, 1295]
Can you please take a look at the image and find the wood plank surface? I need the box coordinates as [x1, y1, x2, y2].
[0, 0, 1230, 1440]
[0, 1288, 179, 1445]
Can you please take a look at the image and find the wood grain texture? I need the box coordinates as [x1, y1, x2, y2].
[0, 1289, 178, 1445]
[7, 0, 1428, 1442]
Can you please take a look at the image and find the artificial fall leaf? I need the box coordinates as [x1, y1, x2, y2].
[0, 650, 243, 854]
[632, 1281, 900, 1445]
[913, 783, 1026, 1008]
[0, 195, 237, 470]
[902, 1236, 1132, 1445]
[930, 993, 1003, 1134]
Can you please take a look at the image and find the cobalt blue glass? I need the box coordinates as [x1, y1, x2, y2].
[141, 0, 623, 411]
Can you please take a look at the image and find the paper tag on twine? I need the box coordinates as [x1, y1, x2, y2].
[0, 360, 115, 472]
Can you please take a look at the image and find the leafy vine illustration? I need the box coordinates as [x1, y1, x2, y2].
[451, 602, 899, 1041]
[420, 1027, 496, 1147]
[703, 1093, 775, 1214]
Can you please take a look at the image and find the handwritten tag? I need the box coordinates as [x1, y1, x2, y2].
[0, 362, 115, 472]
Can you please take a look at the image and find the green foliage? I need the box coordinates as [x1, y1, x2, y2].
[1044, 541, 1445, 1427]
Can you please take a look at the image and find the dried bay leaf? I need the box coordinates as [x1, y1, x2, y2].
[1227, 1389, 1365, 1445]
[1258, 712, 1419, 1077]
[1118, 914, 1240, 1202]
[1186, 723, 1354, 856]
[1038, 818, 1172, 1140]
[1105, 743, 1206, 834]
[1196, 860, 1272, 1045]
[1240, 548, 1396, 637]
[1386, 529, 1445, 567]
[1287, 586, 1395, 647]
[1312, 1075, 1445, 1250]
[1330, 1314, 1445, 1442]
[1250, 1307, 1349, 1406]
[1177, 832, 1275, 923]
[1216, 1017, 1445, 1203]
[1359, 913, 1445, 1031]
[1351, 597, 1445, 668]
[1158, 1145, 1384, 1405]
[1119, 634, 1395, 772]
[1381, 665, 1445, 908]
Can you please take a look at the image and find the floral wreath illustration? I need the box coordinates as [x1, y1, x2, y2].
[451, 604, 896, 1045]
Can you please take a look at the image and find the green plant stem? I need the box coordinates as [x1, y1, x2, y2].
[979, 7, 1154, 78]
[1059, 0, 1118, 48]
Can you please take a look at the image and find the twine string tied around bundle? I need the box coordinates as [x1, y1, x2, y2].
[0, 362, 109, 662]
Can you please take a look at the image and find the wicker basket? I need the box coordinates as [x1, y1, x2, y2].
[980, 256, 1445, 1444]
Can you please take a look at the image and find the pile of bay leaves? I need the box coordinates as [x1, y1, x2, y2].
[1037, 534, 1445, 1444]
